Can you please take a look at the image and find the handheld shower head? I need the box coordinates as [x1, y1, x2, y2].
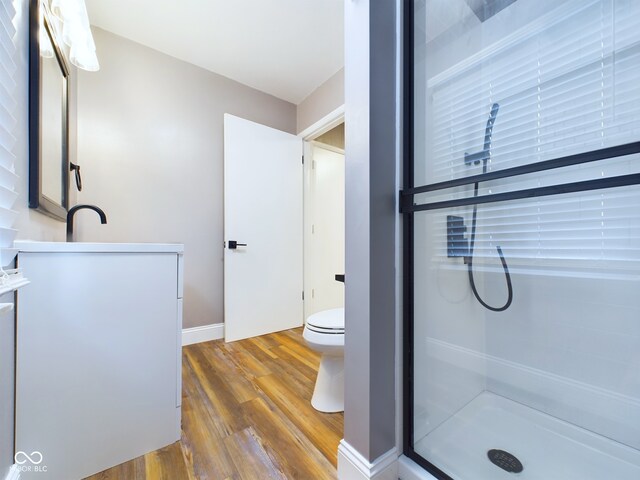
[483, 103, 500, 156]
[465, 102, 500, 166]
[464, 101, 513, 312]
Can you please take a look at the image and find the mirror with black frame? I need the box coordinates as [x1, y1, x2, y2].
[28, 0, 70, 220]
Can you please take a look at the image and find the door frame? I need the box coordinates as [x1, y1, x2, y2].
[299, 105, 345, 321]
[298, 105, 345, 141]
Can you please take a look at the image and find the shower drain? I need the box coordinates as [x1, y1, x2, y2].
[487, 449, 524, 473]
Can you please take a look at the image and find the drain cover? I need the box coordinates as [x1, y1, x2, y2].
[487, 449, 524, 473]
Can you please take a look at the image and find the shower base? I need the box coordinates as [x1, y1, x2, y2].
[414, 391, 640, 479]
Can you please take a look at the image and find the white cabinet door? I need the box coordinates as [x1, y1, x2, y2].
[0, 295, 15, 478]
[16, 252, 179, 480]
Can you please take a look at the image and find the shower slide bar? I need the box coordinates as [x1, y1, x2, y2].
[400, 141, 640, 213]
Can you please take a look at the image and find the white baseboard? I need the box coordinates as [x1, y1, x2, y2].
[182, 323, 224, 346]
[4, 465, 20, 480]
[397, 456, 438, 480]
[338, 440, 398, 480]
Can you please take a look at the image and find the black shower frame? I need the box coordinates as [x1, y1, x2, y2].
[400, 1, 640, 478]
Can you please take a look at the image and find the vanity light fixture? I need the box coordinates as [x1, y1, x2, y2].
[49, 0, 99, 71]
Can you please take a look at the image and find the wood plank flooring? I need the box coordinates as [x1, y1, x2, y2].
[86, 328, 342, 480]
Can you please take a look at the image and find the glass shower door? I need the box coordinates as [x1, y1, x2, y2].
[403, 1, 640, 479]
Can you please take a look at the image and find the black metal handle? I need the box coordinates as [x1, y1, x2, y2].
[70, 163, 82, 191]
[228, 240, 247, 250]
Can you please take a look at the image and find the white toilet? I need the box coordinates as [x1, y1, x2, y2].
[303, 307, 345, 413]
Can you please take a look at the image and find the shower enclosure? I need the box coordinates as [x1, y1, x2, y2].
[402, 0, 640, 478]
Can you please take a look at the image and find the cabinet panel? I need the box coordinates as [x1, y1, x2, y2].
[177, 254, 184, 299]
[0, 293, 15, 479]
[16, 252, 180, 480]
[177, 298, 183, 407]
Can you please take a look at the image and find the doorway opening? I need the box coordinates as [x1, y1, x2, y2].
[303, 121, 345, 321]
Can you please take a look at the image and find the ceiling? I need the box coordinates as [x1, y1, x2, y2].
[84, 0, 344, 104]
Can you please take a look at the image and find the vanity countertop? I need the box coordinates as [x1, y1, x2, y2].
[15, 241, 184, 254]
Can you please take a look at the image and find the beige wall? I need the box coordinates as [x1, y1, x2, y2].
[296, 68, 344, 134]
[315, 123, 345, 149]
[76, 28, 297, 329]
[342, 0, 398, 462]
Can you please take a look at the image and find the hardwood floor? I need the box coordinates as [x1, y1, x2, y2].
[86, 328, 343, 480]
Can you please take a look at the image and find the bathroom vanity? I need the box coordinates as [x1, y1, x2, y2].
[14, 242, 183, 480]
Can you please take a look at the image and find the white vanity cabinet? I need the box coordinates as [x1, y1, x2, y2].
[14, 242, 184, 480]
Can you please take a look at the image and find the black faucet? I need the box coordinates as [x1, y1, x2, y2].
[66, 205, 107, 242]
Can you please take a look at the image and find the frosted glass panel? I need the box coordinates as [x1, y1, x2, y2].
[414, 0, 640, 187]
[409, 0, 640, 478]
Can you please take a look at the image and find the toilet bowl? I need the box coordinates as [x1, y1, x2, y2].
[303, 307, 344, 413]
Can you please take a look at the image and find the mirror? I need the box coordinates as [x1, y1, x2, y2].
[29, 0, 69, 220]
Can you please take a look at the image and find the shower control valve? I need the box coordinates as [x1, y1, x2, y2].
[447, 215, 470, 259]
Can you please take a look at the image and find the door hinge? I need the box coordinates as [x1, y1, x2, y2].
[302, 291, 305, 301]
[302, 155, 305, 165]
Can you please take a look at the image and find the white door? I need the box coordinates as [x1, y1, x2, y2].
[224, 114, 303, 342]
[308, 144, 345, 316]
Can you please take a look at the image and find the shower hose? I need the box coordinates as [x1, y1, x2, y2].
[466, 105, 514, 312]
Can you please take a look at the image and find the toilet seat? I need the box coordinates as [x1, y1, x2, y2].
[306, 307, 344, 334]
[307, 325, 344, 334]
